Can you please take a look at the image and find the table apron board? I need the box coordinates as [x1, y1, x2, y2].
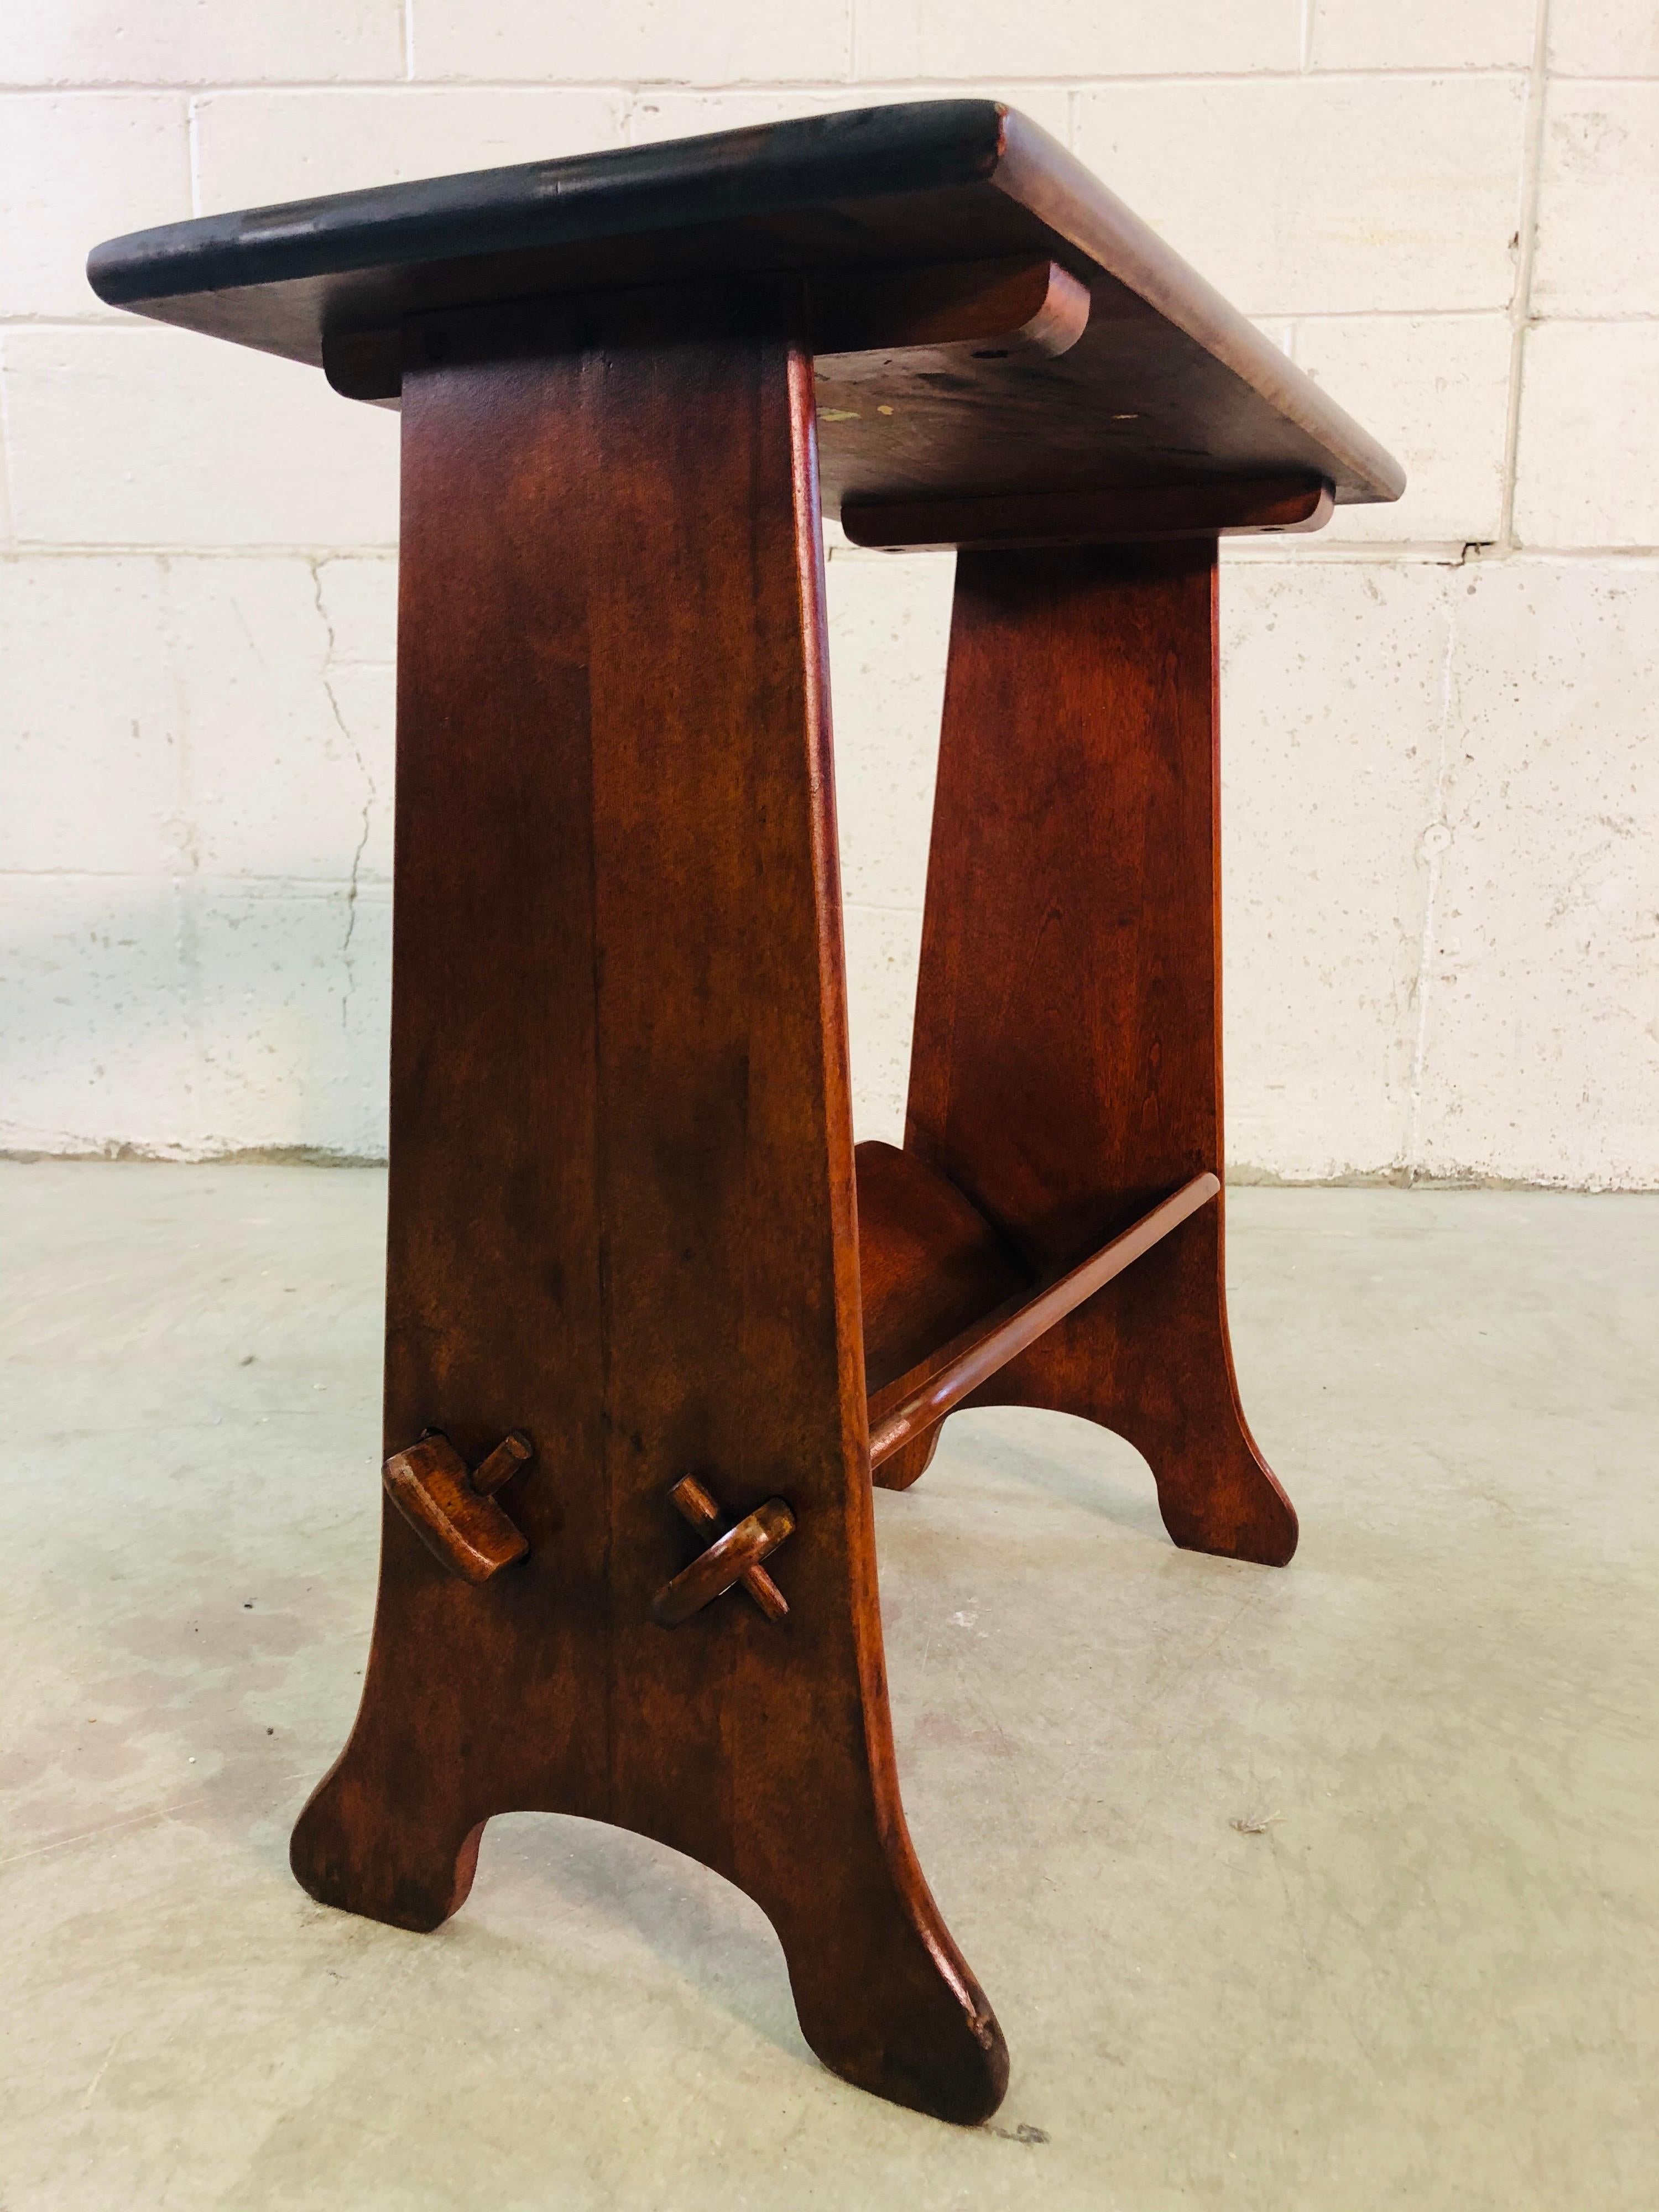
[311, 263, 1350, 534]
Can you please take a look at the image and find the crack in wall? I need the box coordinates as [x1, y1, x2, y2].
[308, 559, 377, 1036]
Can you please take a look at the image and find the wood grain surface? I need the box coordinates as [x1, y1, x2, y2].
[842, 474, 1334, 552]
[289, 280, 1008, 2125]
[899, 541, 1298, 1566]
[665, 1472, 790, 1623]
[853, 1137, 1027, 1395]
[90, 102, 1403, 516]
[867, 1173, 1222, 1469]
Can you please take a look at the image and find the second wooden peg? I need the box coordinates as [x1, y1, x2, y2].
[665, 1474, 791, 1623]
[472, 1430, 534, 1496]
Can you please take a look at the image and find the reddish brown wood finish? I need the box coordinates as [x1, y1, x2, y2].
[666, 1473, 790, 1623]
[652, 1496, 796, 1628]
[471, 1430, 534, 1496]
[854, 1138, 1027, 1394]
[812, 255, 1090, 372]
[96, 103, 1406, 514]
[842, 474, 1333, 552]
[901, 542, 1297, 1566]
[874, 1425, 945, 1493]
[867, 1173, 1220, 1468]
[289, 283, 1007, 2125]
[324, 253, 1091, 411]
[379, 1433, 531, 1583]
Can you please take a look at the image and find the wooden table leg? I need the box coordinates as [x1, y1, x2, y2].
[894, 541, 1298, 1567]
[288, 283, 1007, 2125]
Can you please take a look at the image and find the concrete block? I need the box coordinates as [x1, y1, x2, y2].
[824, 549, 953, 910]
[185, 880, 391, 1159]
[1293, 314, 1512, 544]
[855, 0, 1301, 79]
[627, 84, 1072, 152]
[193, 89, 625, 216]
[0, 37, 1644, 1191]
[843, 900, 924, 1146]
[0, 556, 181, 875]
[411, 0, 851, 86]
[1311, 0, 1536, 69]
[0, 95, 190, 321]
[0, 874, 192, 1155]
[1218, 558, 1451, 1181]
[1512, 320, 1659, 548]
[1, 0, 405, 87]
[830, 555, 1461, 1180]
[1532, 81, 1659, 319]
[161, 560, 394, 885]
[2, 325, 400, 550]
[1073, 76, 1528, 316]
[1549, 0, 1659, 75]
[1412, 559, 1659, 1187]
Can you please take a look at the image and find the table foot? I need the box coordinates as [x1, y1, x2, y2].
[873, 1425, 942, 1493]
[288, 1504, 1008, 2119]
[291, 1751, 484, 1934]
[771, 1857, 1009, 2122]
[977, 1199, 1297, 1564]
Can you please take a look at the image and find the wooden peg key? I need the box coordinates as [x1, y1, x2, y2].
[471, 1430, 533, 1495]
[653, 1475, 793, 1626]
[380, 1431, 534, 1584]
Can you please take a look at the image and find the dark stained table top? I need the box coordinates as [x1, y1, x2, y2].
[88, 101, 1403, 526]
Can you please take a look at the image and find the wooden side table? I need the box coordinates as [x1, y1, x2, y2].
[92, 102, 1402, 2125]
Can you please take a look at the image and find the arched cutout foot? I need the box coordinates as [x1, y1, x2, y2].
[780, 1892, 1009, 2122]
[972, 1206, 1296, 1567]
[291, 1744, 484, 1934]
[873, 1423, 943, 1493]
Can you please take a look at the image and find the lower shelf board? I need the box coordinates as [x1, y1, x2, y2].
[863, 1169, 1222, 1468]
[853, 1139, 1029, 1394]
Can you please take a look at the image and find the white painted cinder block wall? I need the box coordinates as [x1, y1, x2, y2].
[2, 2, 1655, 1185]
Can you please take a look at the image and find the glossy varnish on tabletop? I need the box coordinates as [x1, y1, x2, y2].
[289, 279, 1007, 2125]
[87, 101, 1404, 526]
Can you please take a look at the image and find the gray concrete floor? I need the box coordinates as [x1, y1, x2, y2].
[1, 1166, 1655, 2210]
